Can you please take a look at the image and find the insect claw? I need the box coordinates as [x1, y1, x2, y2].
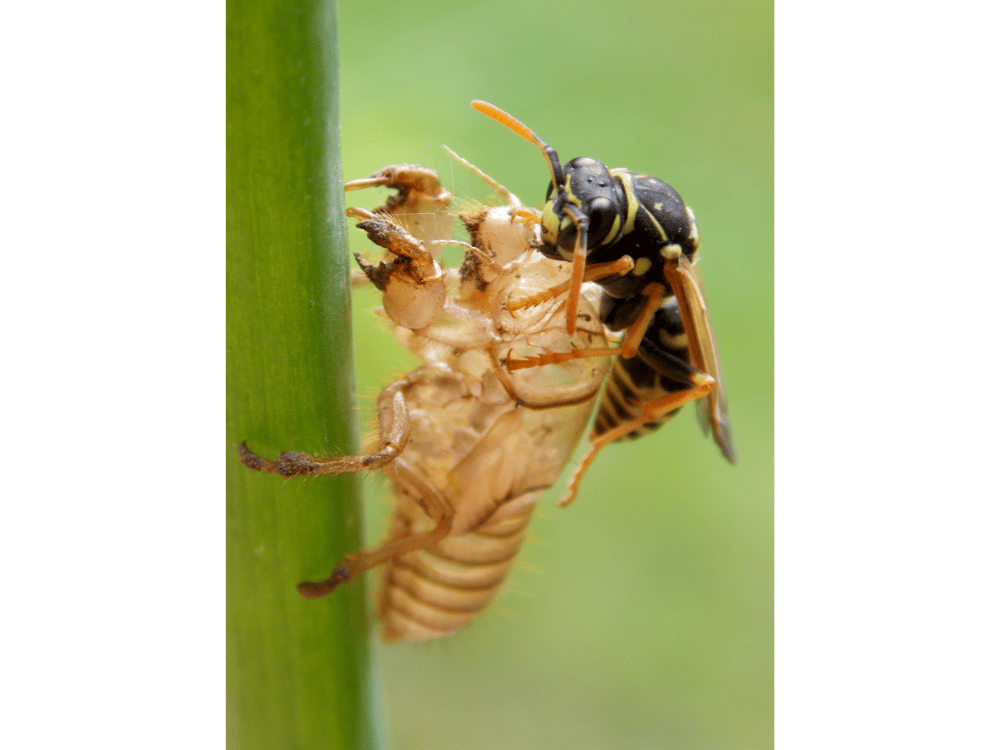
[297, 566, 352, 599]
[237, 441, 274, 472]
[557, 491, 578, 508]
[505, 355, 539, 371]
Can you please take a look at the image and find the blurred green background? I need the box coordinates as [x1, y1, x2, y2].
[338, 1, 772, 748]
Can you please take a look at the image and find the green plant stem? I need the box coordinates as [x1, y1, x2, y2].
[227, 1, 380, 747]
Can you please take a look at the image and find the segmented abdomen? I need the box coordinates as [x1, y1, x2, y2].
[378, 499, 536, 643]
[594, 357, 668, 442]
[593, 298, 690, 443]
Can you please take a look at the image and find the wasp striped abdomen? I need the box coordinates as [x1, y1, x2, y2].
[593, 299, 692, 442]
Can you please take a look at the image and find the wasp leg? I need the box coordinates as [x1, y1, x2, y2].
[504, 346, 621, 371]
[559, 371, 715, 507]
[237, 382, 410, 478]
[507, 257, 636, 313]
[561, 205, 590, 336]
[505, 281, 664, 371]
[299, 458, 454, 598]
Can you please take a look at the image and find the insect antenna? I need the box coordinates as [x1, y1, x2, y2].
[472, 100, 589, 336]
[442, 144, 523, 207]
[471, 100, 564, 190]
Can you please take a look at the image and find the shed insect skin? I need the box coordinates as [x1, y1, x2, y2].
[239, 157, 613, 642]
[471, 101, 736, 505]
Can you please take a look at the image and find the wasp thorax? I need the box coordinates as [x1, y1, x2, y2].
[564, 158, 613, 198]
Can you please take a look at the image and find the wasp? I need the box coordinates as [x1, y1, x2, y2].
[239, 156, 614, 641]
[471, 101, 736, 504]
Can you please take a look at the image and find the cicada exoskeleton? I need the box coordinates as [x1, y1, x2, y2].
[240, 157, 613, 641]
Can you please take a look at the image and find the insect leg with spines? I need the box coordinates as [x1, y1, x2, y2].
[471, 100, 736, 505]
[238, 194, 453, 597]
[239, 378, 458, 598]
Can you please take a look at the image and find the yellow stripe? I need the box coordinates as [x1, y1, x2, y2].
[643, 205, 668, 242]
[613, 172, 639, 240]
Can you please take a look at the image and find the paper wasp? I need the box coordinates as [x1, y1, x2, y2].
[238, 99, 736, 637]
[472, 101, 736, 504]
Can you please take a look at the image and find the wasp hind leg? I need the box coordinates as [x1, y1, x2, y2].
[559, 368, 715, 507]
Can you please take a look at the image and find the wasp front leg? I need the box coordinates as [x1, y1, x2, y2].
[505, 279, 662, 371]
[507, 257, 637, 315]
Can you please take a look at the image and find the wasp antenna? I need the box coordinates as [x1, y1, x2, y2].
[471, 100, 565, 188]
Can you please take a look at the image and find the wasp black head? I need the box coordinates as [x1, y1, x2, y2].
[539, 156, 627, 262]
[472, 100, 631, 270]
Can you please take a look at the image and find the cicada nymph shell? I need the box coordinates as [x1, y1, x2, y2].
[240, 158, 613, 642]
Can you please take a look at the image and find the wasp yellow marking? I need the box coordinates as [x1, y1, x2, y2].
[632, 257, 652, 276]
[660, 243, 683, 261]
[615, 172, 640, 236]
[658, 326, 688, 349]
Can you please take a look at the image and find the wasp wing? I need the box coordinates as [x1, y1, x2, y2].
[664, 255, 737, 463]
